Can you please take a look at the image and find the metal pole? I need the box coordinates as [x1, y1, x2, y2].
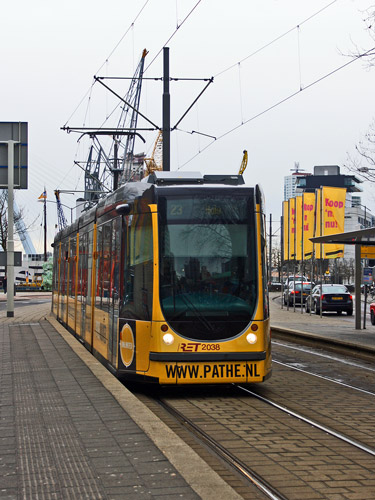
[269, 214, 272, 287]
[113, 140, 119, 191]
[44, 195, 47, 261]
[162, 47, 170, 171]
[301, 195, 304, 314]
[355, 242, 361, 330]
[6, 141, 16, 317]
[281, 215, 284, 309]
[363, 281, 367, 329]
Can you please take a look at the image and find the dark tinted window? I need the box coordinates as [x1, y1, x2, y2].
[159, 194, 257, 341]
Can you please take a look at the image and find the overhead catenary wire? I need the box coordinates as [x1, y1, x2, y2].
[177, 45, 375, 170]
[214, 0, 338, 78]
[63, 0, 150, 128]
[144, 0, 203, 73]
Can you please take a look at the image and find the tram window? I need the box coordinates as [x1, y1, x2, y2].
[53, 245, 59, 290]
[111, 218, 121, 299]
[158, 194, 257, 340]
[96, 226, 103, 309]
[101, 222, 112, 310]
[260, 212, 269, 319]
[61, 244, 68, 296]
[69, 237, 76, 298]
[85, 229, 94, 309]
[123, 213, 153, 320]
[78, 232, 88, 301]
[77, 234, 84, 301]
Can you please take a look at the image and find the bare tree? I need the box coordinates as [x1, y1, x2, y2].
[271, 246, 282, 281]
[0, 191, 9, 251]
[347, 5, 375, 64]
[345, 120, 375, 181]
[344, 7, 375, 179]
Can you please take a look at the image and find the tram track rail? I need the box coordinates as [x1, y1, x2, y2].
[236, 385, 375, 457]
[272, 340, 375, 373]
[271, 336, 375, 398]
[156, 396, 287, 500]
[272, 358, 375, 396]
[133, 376, 375, 500]
[130, 323, 375, 499]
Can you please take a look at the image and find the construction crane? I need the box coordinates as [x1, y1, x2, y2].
[79, 49, 148, 204]
[144, 131, 163, 175]
[238, 150, 248, 175]
[54, 190, 68, 232]
[117, 48, 148, 185]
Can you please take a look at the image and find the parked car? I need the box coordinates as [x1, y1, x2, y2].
[284, 275, 308, 287]
[283, 281, 312, 306]
[370, 302, 375, 325]
[305, 284, 353, 315]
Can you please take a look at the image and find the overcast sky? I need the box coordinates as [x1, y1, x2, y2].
[2, 0, 375, 252]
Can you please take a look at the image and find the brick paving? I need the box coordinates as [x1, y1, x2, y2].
[1, 292, 375, 499]
[0, 296, 241, 500]
[165, 388, 375, 500]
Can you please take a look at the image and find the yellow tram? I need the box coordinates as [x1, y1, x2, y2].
[52, 171, 272, 384]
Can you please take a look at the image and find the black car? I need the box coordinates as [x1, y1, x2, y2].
[283, 282, 312, 306]
[305, 284, 353, 315]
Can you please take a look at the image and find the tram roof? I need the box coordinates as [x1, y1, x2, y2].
[145, 171, 245, 186]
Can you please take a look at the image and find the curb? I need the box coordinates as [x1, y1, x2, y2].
[46, 313, 242, 500]
[271, 325, 375, 357]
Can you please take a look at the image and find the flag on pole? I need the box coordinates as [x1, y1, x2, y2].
[38, 190, 47, 201]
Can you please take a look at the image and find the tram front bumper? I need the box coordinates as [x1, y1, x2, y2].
[148, 358, 267, 384]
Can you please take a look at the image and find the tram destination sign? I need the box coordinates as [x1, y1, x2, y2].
[0, 122, 28, 189]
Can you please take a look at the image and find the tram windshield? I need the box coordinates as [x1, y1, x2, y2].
[158, 193, 257, 340]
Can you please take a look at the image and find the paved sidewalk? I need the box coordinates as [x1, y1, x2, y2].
[269, 292, 375, 354]
[0, 299, 241, 500]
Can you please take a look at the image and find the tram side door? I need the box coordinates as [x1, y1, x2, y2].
[109, 217, 121, 367]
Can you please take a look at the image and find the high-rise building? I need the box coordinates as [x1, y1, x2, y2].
[295, 165, 361, 193]
[284, 163, 311, 201]
[295, 165, 365, 261]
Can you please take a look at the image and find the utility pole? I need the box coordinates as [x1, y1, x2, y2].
[6, 141, 17, 317]
[163, 47, 170, 171]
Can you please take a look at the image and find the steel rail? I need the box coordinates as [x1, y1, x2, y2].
[237, 385, 375, 457]
[272, 340, 375, 373]
[156, 398, 287, 500]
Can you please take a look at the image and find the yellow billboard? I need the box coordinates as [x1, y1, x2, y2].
[289, 197, 296, 259]
[283, 201, 289, 260]
[302, 192, 315, 260]
[361, 246, 375, 258]
[322, 186, 346, 259]
[314, 189, 322, 259]
[295, 196, 303, 260]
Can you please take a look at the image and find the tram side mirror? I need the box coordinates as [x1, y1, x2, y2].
[116, 203, 132, 215]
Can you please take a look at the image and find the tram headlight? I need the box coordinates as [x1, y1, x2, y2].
[163, 333, 175, 345]
[246, 333, 258, 345]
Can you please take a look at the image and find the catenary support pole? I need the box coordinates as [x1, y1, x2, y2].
[163, 47, 170, 171]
